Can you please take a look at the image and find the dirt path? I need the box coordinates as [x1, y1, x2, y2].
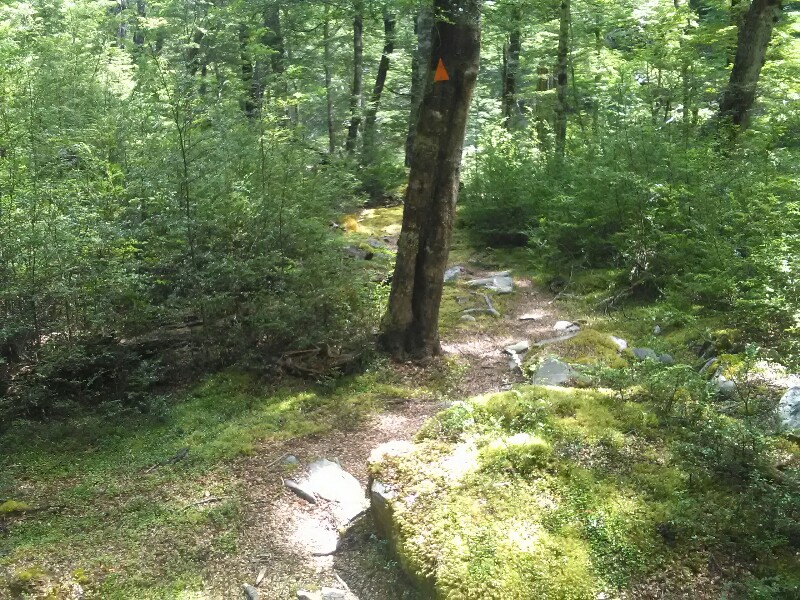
[208, 219, 568, 599]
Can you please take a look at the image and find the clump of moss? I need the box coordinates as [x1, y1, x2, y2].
[0, 500, 31, 515]
[7, 566, 48, 595]
[559, 329, 628, 368]
[479, 433, 552, 475]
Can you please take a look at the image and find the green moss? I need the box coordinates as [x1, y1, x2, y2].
[560, 329, 628, 368]
[479, 433, 552, 475]
[355, 206, 404, 237]
[0, 500, 31, 515]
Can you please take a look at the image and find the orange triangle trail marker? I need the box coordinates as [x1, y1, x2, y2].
[434, 58, 450, 82]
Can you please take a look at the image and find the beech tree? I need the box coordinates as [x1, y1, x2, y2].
[380, 0, 482, 359]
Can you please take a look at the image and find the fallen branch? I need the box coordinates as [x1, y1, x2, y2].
[144, 447, 189, 474]
[264, 452, 289, 470]
[185, 496, 226, 509]
[482, 294, 500, 317]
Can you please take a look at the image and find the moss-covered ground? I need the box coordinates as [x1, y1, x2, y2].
[370, 384, 800, 599]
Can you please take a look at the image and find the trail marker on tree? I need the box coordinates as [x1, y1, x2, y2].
[434, 58, 450, 82]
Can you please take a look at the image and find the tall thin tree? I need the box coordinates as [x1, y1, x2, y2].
[345, 0, 364, 154]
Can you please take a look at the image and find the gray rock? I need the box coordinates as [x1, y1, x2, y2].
[659, 353, 675, 365]
[303, 459, 368, 521]
[610, 336, 628, 352]
[778, 387, 800, 431]
[444, 266, 465, 282]
[297, 592, 320, 600]
[632, 347, 658, 361]
[519, 310, 547, 321]
[713, 375, 737, 397]
[466, 271, 514, 293]
[321, 589, 347, 600]
[460, 314, 477, 322]
[554, 320, 580, 333]
[504, 341, 530, 354]
[282, 455, 300, 467]
[243, 584, 259, 600]
[367, 238, 386, 249]
[653, 325, 662, 335]
[532, 357, 577, 386]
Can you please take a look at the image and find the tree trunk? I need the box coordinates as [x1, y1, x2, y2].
[554, 0, 570, 158]
[345, 1, 364, 154]
[380, 0, 481, 360]
[717, 0, 781, 128]
[501, 9, 522, 130]
[362, 11, 397, 162]
[405, 8, 434, 167]
[535, 64, 551, 149]
[324, 15, 336, 154]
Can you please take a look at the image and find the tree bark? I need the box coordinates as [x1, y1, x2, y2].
[405, 8, 434, 167]
[323, 15, 336, 154]
[362, 11, 397, 162]
[345, 1, 364, 154]
[380, 0, 481, 359]
[501, 8, 522, 130]
[717, 0, 781, 128]
[554, 0, 570, 158]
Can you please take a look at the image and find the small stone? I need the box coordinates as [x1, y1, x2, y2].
[321, 588, 347, 600]
[610, 336, 628, 352]
[460, 314, 477, 322]
[282, 455, 300, 467]
[659, 353, 675, 365]
[713, 375, 737, 397]
[466, 272, 514, 293]
[297, 591, 321, 600]
[632, 347, 658, 361]
[504, 341, 530, 354]
[444, 266, 465, 282]
[519, 310, 547, 321]
[653, 325, 662, 335]
[366, 238, 385, 249]
[243, 584, 259, 600]
[553, 320, 580, 333]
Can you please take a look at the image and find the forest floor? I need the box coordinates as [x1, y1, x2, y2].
[0, 205, 571, 599]
[2, 205, 797, 599]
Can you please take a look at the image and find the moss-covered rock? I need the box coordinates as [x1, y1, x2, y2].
[368, 386, 677, 599]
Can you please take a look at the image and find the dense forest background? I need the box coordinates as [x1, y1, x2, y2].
[2, 0, 799, 421]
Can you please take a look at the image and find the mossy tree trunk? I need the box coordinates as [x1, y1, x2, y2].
[717, 0, 782, 128]
[380, 0, 481, 359]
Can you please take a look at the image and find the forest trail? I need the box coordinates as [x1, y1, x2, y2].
[216, 207, 572, 600]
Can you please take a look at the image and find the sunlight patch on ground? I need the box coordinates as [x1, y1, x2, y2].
[292, 512, 339, 555]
